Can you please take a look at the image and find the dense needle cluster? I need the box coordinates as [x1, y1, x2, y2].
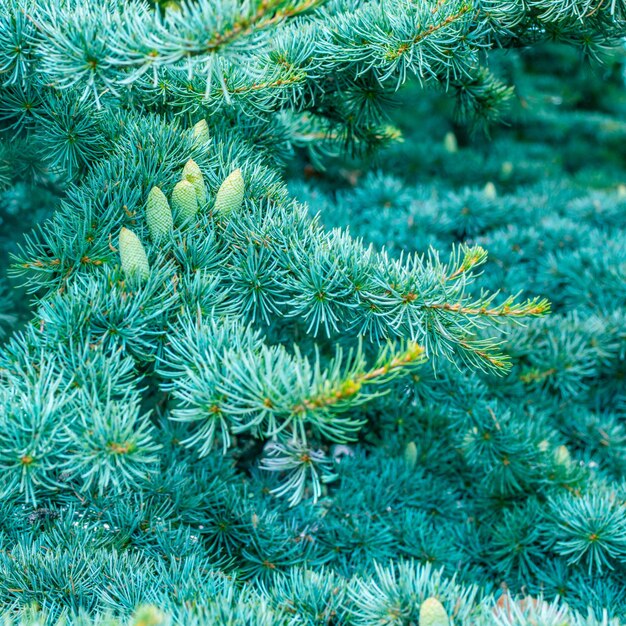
[0, 1, 624, 624]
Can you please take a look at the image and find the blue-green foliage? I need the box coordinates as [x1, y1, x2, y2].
[287, 43, 626, 618]
[0, 1, 625, 624]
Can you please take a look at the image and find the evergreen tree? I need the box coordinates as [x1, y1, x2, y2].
[0, 1, 624, 624]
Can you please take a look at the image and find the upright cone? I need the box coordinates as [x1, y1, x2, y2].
[146, 186, 173, 242]
[172, 179, 198, 223]
[213, 168, 244, 217]
[443, 131, 458, 154]
[554, 444, 572, 468]
[192, 119, 210, 146]
[130, 604, 167, 626]
[483, 181, 497, 200]
[404, 441, 418, 470]
[419, 597, 449, 626]
[119, 227, 150, 280]
[182, 159, 208, 206]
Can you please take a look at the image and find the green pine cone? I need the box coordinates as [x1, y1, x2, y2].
[419, 598, 449, 626]
[182, 158, 208, 206]
[213, 168, 244, 218]
[171, 180, 198, 223]
[404, 441, 418, 470]
[131, 605, 167, 626]
[119, 227, 150, 280]
[443, 131, 458, 154]
[146, 186, 173, 242]
[554, 444, 572, 468]
[192, 119, 210, 145]
[484, 181, 497, 199]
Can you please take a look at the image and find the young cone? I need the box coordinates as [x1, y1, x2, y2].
[419, 597, 449, 626]
[404, 441, 418, 470]
[192, 119, 210, 146]
[171, 180, 198, 224]
[554, 444, 572, 468]
[146, 186, 173, 242]
[213, 168, 245, 218]
[484, 181, 497, 199]
[119, 227, 150, 280]
[182, 159, 208, 206]
[130, 605, 167, 626]
[443, 131, 458, 154]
